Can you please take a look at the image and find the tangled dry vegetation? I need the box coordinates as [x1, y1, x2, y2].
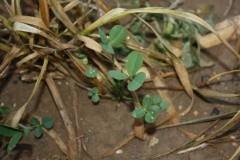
[0, 0, 240, 159]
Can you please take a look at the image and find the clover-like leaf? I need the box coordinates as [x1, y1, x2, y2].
[153, 95, 162, 104]
[151, 105, 161, 114]
[109, 25, 127, 47]
[160, 100, 169, 110]
[98, 27, 108, 44]
[91, 87, 99, 94]
[87, 90, 93, 96]
[132, 108, 146, 118]
[78, 54, 88, 65]
[0, 106, 10, 114]
[92, 95, 100, 103]
[142, 95, 152, 110]
[42, 116, 53, 129]
[127, 72, 146, 91]
[7, 132, 22, 154]
[85, 67, 97, 78]
[126, 51, 143, 76]
[109, 70, 128, 80]
[34, 126, 43, 138]
[145, 109, 157, 123]
[23, 128, 30, 138]
[100, 43, 114, 54]
[30, 118, 40, 126]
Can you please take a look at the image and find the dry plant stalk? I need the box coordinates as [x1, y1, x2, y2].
[45, 76, 78, 160]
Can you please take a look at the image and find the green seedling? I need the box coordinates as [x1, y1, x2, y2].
[132, 95, 169, 123]
[0, 116, 53, 154]
[78, 54, 88, 65]
[88, 87, 100, 103]
[109, 51, 146, 91]
[99, 25, 127, 54]
[0, 105, 10, 115]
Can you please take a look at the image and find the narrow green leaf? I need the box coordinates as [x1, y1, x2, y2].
[98, 27, 108, 44]
[100, 43, 114, 54]
[0, 125, 21, 137]
[132, 108, 146, 118]
[151, 105, 161, 114]
[42, 116, 54, 129]
[145, 109, 157, 123]
[109, 70, 128, 80]
[92, 95, 100, 103]
[0, 106, 10, 114]
[23, 128, 30, 138]
[127, 72, 146, 91]
[142, 95, 152, 109]
[181, 41, 192, 68]
[34, 126, 43, 138]
[85, 67, 97, 78]
[7, 132, 22, 154]
[30, 118, 40, 126]
[109, 25, 127, 47]
[153, 95, 162, 104]
[126, 51, 143, 76]
[91, 87, 99, 94]
[160, 100, 169, 110]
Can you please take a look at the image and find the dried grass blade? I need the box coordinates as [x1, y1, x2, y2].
[39, 0, 50, 28]
[46, 75, 78, 160]
[9, 16, 49, 31]
[49, 0, 77, 33]
[11, 57, 48, 127]
[63, 0, 80, 12]
[230, 145, 240, 160]
[16, 52, 39, 67]
[194, 88, 240, 98]
[208, 70, 240, 82]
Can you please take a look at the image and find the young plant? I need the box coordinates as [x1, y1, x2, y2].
[0, 105, 10, 115]
[109, 51, 146, 91]
[88, 87, 100, 103]
[0, 116, 53, 154]
[98, 25, 127, 54]
[132, 95, 169, 123]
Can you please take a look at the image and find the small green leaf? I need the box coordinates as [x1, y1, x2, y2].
[91, 87, 99, 94]
[23, 128, 30, 138]
[153, 95, 162, 104]
[181, 41, 193, 68]
[92, 95, 100, 103]
[151, 105, 161, 114]
[7, 132, 22, 154]
[42, 116, 54, 129]
[30, 118, 40, 126]
[142, 95, 152, 109]
[160, 100, 169, 110]
[18, 124, 30, 138]
[34, 126, 43, 138]
[0, 125, 21, 137]
[109, 70, 128, 80]
[145, 109, 157, 123]
[98, 27, 108, 44]
[87, 90, 93, 96]
[132, 108, 146, 118]
[85, 67, 97, 78]
[127, 72, 146, 91]
[100, 43, 114, 54]
[109, 25, 127, 47]
[126, 51, 143, 76]
[78, 54, 88, 65]
[0, 106, 10, 114]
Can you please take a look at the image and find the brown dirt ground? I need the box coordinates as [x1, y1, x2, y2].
[1, 0, 240, 160]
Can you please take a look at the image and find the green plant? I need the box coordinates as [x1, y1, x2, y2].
[0, 105, 10, 115]
[132, 95, 169, 123]
[88, 87, 100, 103]
[0, 116, 53, 154]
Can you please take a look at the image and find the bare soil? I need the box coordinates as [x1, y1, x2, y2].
[0, 0, 240, 160]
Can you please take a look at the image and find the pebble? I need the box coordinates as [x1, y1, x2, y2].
[193, 110, 199, 116]
[12, 103, 17, 108]
[149, 136, 159, 147]
[201, 74, 210, 82]
[116, 149, 123, 154]
[178, 105, 183, 110]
